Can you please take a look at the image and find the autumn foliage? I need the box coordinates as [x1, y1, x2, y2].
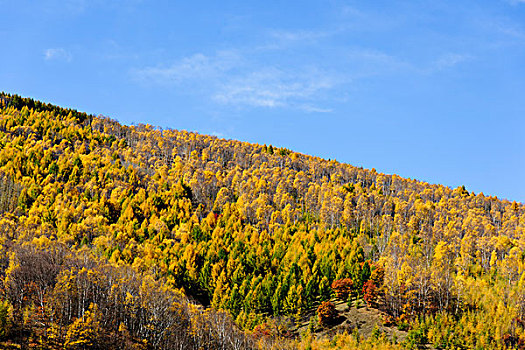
[331, 278, 354, 300]
[317, 301, 338, 326]
[0, 92, 524, 349]
[362, 280, 378, 307]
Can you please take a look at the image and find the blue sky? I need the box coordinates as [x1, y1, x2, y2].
[1, 0, 524, 202]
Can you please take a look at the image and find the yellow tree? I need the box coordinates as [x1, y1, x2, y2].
[64, 303, 101, 349]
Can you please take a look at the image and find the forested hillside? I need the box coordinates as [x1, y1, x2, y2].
[0, 92, 523, 349]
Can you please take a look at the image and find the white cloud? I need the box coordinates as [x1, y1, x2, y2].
[64, 0, 87, 13]
[43, 0, 143, 15]
[344, 48, 473, 77]
[431, 53, 472, 70]
[211, 131, 225, 138]
[44, 48, 72, 62]
[347, 50, 401, 71]
[132, 44, 474, 113]
[213, 67, 335, 109]
[132, 50, 242, 85]
[213, 67, 338, 112]
[133, 51, 339, 112]
[344, 48, 415, 78]
[299, 105, 333, 113]
[491, 19, 525, 39]
[269, 29, 333, 44]
[347, 49, 472, 75]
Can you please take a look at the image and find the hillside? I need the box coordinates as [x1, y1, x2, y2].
[0, 92, 524, 349]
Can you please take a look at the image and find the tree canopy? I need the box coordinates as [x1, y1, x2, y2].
[0, 92, 523, 349]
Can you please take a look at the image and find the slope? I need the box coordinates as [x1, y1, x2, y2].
[0, 93, 523, 349]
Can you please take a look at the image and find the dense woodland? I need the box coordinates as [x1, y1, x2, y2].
[0, 92, 523, 349]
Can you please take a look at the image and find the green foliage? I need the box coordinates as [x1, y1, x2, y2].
[0, 300, 11, 339]
[403, 328, 428, 349]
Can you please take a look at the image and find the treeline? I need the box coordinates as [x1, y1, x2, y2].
[0, 92, 92, 124]
[0, 92, 524, 348]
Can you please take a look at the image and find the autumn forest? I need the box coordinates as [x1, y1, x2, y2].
[0, 92, 523, 349]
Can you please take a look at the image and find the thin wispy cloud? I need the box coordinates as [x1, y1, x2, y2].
[133, 50, 339, 112]
[347, 49, 404, 67]
[213, 67, 335, 109]
[44, 48, 72, 62]
[132, 44, 470, 112]
[345, 49, 414, 78]
[131, 7, 489, 114]
[64, 0, 87, 13]
[340, 5, 364, 18]
[269, 29, 334, 44]
[491, 20, 525, 39]
[43, 0, 143, 15]
[299, 105, 333, 113]
[211, 131, 226, 138]
[431, 53, 472, 70]
[132, 50, 242, 85]
[347, 47, 472, 74]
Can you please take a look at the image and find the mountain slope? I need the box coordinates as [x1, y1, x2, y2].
[0, 93, 523, 349]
